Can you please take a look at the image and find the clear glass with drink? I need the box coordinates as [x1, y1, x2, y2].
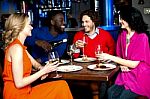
[82, 35, 88, 58]
[95, 45, 103, 67]
[67, 45, 74, 65]
[48, 51, 62, 78]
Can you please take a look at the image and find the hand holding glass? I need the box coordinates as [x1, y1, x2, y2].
[76, 40, 87, 48]
[76, 36, 87, 57]
[95, 45, 103, 66]
[48, 51, 62, 78]
[67, 45, 74, 65]
[82, 36, 87, 57]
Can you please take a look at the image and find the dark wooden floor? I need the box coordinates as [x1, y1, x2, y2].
[67, 80, 109, 99]
[70, 84, 93, 99]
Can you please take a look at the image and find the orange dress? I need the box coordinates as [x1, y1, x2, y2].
[2, 39, 73, 99]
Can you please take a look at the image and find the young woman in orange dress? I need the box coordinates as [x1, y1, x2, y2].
[2, 13, 73, 99]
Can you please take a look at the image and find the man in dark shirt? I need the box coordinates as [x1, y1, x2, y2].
[25, 10, 67, 63]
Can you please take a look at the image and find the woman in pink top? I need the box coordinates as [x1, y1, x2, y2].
[99, 6, 150, 98]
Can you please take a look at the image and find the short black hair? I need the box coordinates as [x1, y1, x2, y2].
[47, 10, 64, 20]
[44, 10, 64, 26]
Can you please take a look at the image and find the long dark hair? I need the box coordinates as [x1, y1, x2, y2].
[120, 6, 148, 33]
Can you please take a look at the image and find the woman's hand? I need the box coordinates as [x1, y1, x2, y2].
[44, 61, 58, 73]
[40, 61, 58, 80]
[120, 65, 131, 72]
[96, 53, 111, 61]
[41, 74, 49, 80]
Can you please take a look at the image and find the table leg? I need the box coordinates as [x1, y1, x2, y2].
[90, 82, 101, 99]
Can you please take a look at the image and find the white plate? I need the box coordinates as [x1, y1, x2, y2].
[45, 59, 70, 65]
[87, 64, 116, 70]
[59, 59, 70, 65]
[57, 65, 83, 72]
[74, 57, 96, 62]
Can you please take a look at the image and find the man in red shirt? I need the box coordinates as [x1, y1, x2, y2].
[73, 10, 115, 58]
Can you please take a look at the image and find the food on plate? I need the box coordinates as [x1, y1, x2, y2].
[96, 64, 107, 68]
[82, 55, 88, 61]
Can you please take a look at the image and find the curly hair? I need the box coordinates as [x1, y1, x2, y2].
[2, 13, 29, 49]
[119, 6, 148, 33]
[80, 9, 99, 27]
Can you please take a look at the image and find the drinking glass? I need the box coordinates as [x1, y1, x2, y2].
[82, 35, 88, 57]
[67, 45, 74, 65]
[95, 45, 103, 65]
[48, 51, 62, 78]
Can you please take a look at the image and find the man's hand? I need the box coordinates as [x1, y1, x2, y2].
[75, 40, 86, 48]
[35, 40, 52, 52]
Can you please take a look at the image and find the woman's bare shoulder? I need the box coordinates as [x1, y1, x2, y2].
[9, 44, 23, 54]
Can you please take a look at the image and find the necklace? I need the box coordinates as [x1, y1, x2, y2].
[126, 36, 130, 44]
[126, 31, 135, 44]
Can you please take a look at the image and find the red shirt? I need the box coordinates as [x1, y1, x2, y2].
[73, 28, 115, 58]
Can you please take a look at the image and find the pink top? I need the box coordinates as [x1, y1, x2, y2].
[115, 30, 150, 98]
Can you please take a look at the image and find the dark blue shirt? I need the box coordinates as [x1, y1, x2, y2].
[25, 27, 68, 63]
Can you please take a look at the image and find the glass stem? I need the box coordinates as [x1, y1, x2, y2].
[71, 55, 73, 65]
[56, 70, 58, 75]
[83, 47, 85, 56]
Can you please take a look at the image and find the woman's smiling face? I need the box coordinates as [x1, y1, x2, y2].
[22, 18, 33, 37]
[119, 18, 129, 29]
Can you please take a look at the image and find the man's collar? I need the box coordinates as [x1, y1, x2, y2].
[85, 27, 99, 36]
[95, 28, 99, 34]
[85, 28, 99, 39]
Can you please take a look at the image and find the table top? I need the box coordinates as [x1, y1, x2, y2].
[49, 61, 119, 82]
